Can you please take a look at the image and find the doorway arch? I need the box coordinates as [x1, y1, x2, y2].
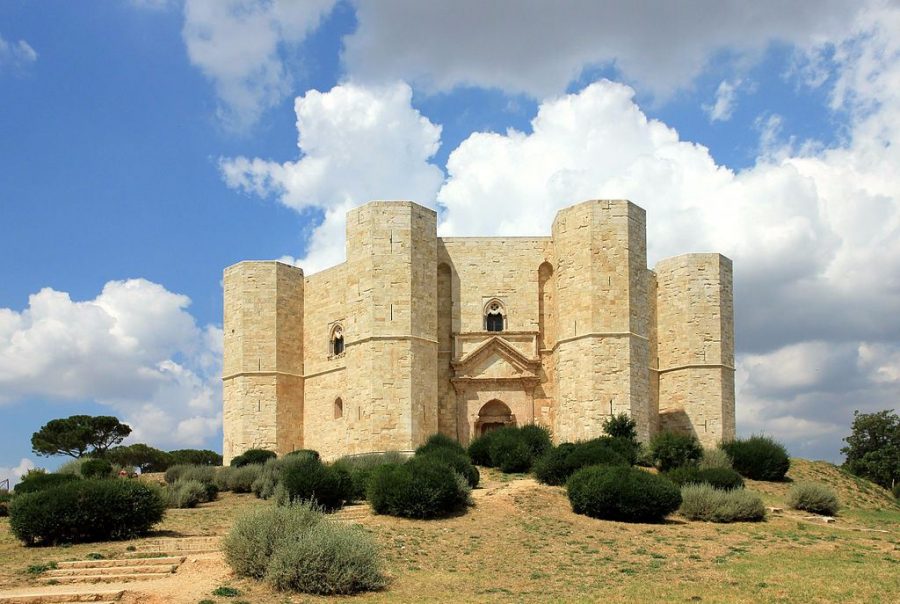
[475, 399, 516, 436]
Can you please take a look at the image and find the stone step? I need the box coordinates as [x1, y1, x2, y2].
[0, 589, 123, 603]
[123, 549, 215, 558]
[41, 572, 172, 585]
[46, 565, 178, 578]
[56, 557, 183, 569]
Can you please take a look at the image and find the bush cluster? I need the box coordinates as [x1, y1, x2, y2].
[665, 466, 745, 491]
[679, 484, 765, 522]
[223, 503, 384, 595]
[80, 459, 113, 479]
[649, 431, 703, 471]
[368, 456, 470, 519]
[0, 491, 10, 517]
[567, 465, 682, 522]
[14, 472, 79, 495]
[698, 448, 733, 470]
[721, 436, 790, 481]
[786, 482, 840, 516]
[168, 479, 209, 509]
[280, 456, 351, 511]
[165, 464, 217, 485]
[9, 479, 166, 545]
[231, 449, 277, 468]
[533, 439, 628, 486]
[467, 425, 552, 472]
[331, 452, 408, 502]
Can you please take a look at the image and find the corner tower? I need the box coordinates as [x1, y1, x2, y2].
[654, 253, 735, 446]
[552, 200, 652, 442]
[222, 261, 304, 464]
[343, 201, 438, 452]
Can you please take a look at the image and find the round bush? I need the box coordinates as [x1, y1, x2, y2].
[416, 448, 480, 488]
[567, 465, 682, 522]
[533, 442, 627, 486]
[698, 448, 733, 470]
[331, 452, 409, 502]
[80, 459, 113, 479]
[666, 466, 744, 491]
[518, 424, 552, 458]
[231, 449, 277, 467]
[720, 436, 790, 481]
[649, 431, 703, 471]
[786, 482, 839, 516]
[9, 479, 165, 545]
[489, 430, 533, 473]
[14, 472, 78, 494]
[679, 484, 765, 522]
[264, 521, 386, 595]
[285, 449, 320, 460]
[225, 464, 264, 493]
[280, 457, 350, 511]
[416, 433, 466, 457]
[367, 456, 470, 519]
[168, 479, 206, 509]
[598, 436, 639, 466]
[467, 432, 496, 466]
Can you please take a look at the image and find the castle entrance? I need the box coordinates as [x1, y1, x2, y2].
[475, 399, 515, 436]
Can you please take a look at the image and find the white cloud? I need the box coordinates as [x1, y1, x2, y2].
[221, 81, 444, 272]
[0, 280, 222, 450]
[0, 34, 37, 72]
[343, 1, 864, 99]
[182, 0, 338, 130]
[0, 458, 35, 488]
[705, 79, 742, 122]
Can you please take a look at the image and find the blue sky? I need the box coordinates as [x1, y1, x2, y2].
[2, 1, 899, 482]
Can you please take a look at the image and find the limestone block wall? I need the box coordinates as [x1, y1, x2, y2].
[654, 253, 735, 447]
[552, 200, 652, 443]
[222, 261, 304, 463]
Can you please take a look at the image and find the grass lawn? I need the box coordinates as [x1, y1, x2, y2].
[0, 459, 897, 603]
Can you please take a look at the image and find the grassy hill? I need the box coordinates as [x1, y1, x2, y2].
[0, 460, 897, 603]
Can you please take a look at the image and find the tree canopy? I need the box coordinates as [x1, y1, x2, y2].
[841, 409, 899, 490]
[31, 415, 132, 458]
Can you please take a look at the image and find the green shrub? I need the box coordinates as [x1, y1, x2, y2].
[635, 443, 654, 467]
[649, 431, 703, 471]
[224, 502, 384, 595]
[489, 429, 533, 473]
[331, 452, 409, 501]
[602, 413, 638, 441]
[165, 464, 216, 485]
[600, 436, 640, 466]
[285, 449, 320, 460]
[231, 449, 276, 468]
[721, 436, 790, 481]
[224, 503, 323, 579]
[533, 441, 628, 486]
[9, 479, 165, 545]
[167, 449, 222, 467]
[80, 459, 113, 479]
[665, 466, 744, 490]
[56, 458, 88, 476]
[893, 483, 900, 500]
[698, 448, 733, 470]
[467, 432, 495, 466]
[265, 520, 386, 594]
[518, 424, 553, 458]
[280, 457, 350, 511]
[567, 465, 682, 522]
[224, 465, 264, 494]
[0, 491, 10, 517]
[787, 482, 840, 515]
[679, 484, 765, 522]
[168, 479, 207, 509]
[14, 472, 78, 494]
[416, 433, 466, 457]
[252, 454, 327, 500]
[367, 456, 470, 519]
[416, 448, 479, 487]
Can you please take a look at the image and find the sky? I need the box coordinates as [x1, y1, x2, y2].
[2, 1, 900, 484]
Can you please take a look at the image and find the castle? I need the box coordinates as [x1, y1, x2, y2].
[222, 199, 735, 463]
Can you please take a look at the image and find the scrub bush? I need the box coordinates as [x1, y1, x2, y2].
[168, 479, 207, 509]
[649, 431, 703, 471]
[331, 452, 408, 501]
[164, 464, 216, 485]
[231, 449, 276, 468]
[721, 436, 790, 481]
[80, 459, 113, 479]
[225, 465, 265, 494]
[280, 457, 351, 511]
[415, 433, 466, 457]
[14, 472, 78, 495]
[567, 465, 681, 522]
[533, 440, 628, 486]
[489, 429, 534, 473]
[786, 482, 840, 515]
[665, 466, 744, 490]
[679, 484, 765, 522]
[415, 448, 480, 487]
[367, 456, 470, 519]
[698, 448, 733, 470]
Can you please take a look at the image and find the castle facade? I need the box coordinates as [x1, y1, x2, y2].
[222, 199, 735, 463]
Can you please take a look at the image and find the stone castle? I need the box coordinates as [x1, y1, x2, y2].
[222, 199, 735, 463]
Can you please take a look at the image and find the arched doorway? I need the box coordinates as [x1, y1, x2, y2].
[476, 399, 515, 436]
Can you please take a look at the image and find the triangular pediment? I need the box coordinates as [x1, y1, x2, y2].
[452, 336, 540, 380]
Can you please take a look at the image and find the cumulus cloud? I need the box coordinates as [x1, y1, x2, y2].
[0, 458, 35, 488]
[0, 34, 37, 73]
[182, 0, 337, 130]
[0, 280, 222, 449]
[705, 79, 743, 122]
[344, 0, 863, 99]
[221, 81, 444, 272]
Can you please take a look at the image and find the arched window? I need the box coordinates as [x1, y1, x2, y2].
[484, 300, 505, 332]
[330, 324, 344, 356]
[334, 397, 343, 419]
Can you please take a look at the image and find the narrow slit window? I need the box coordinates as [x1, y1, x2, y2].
[485, 301, 505, 332]
[334, 397, 343, 419]
[331, 325, 344, 356]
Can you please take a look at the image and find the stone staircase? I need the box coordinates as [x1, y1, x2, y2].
[40, 557, 184, 585]
[0, 589, 124, 604]
[123, 536, 220, 558]
[332, 504, 370, 524]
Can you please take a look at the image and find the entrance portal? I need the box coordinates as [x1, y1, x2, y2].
[475, 400, 515, 436]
